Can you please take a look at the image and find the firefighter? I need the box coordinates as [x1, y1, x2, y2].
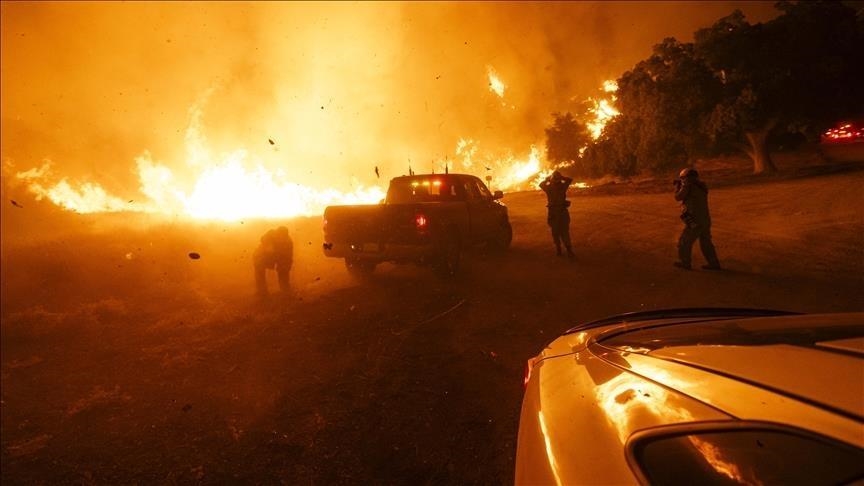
[673, 168, 721, 270]
[254, 226, 294, 296]
[539, 170, 575, 258]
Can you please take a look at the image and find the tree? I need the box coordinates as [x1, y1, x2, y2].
[695, 3, 864, 174]
[582, 117, 638, 177]
[544, 112, 590, 168]
[561, 2, 863, 179]
[603, 38, 722, 174]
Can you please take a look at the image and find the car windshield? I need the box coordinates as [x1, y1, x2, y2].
[630, 425, 864, 486]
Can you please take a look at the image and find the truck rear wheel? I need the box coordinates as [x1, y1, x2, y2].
[345, 258, 376, 277]
[434, 234, 461, 278]
[488, 220, 512, 251]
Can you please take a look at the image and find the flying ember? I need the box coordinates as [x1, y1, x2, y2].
[487, 65, 506, 98]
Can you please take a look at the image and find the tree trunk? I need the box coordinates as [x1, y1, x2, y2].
[744, 127, 777, 175]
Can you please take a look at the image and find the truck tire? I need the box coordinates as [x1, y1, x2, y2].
[434, 233, 461, 278]
[345, 258, 376, 277]
[488, 220, 512, 251]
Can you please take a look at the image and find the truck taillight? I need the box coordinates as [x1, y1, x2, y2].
[322, 217, 328, 230]
[415, 213, 428, 229]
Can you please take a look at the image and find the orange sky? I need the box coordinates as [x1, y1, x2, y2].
[1, 1, 778, 208]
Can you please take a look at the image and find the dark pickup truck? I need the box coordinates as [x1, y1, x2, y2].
[322, 173, 512, 277]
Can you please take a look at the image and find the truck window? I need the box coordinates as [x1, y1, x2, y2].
[474, 180, 493, 199]
[462, 180, 481, 201]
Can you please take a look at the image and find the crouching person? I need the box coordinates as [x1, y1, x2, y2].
[254, 226, 294, 297]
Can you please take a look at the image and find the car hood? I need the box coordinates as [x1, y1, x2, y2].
[599, 313, 863, 415]
[593, 313, 864, 446]
[537, 313, 863, 446]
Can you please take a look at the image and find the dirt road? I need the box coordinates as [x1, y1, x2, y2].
[2, 170, 862, 484]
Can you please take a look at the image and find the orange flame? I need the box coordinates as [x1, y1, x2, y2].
[586, 80, 620, 140]
[14, 162, 131, 213]
[11, 100, 386, 221]
[8, 75, 610, 220]
[450, 140, 555, 191]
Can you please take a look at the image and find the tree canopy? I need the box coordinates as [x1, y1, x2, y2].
[551, 1, 864, 177]
[544, 112, 590, 166]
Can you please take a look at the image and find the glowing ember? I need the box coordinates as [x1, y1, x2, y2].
[487, 65, 506, 98]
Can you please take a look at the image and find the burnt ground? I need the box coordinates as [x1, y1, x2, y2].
[2, 158, 863, 484]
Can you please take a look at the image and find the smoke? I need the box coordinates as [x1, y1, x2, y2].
[1, 2, 779, 205]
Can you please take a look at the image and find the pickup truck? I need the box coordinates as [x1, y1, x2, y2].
[322, 173, 512, 277]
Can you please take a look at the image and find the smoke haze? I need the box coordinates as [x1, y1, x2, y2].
[1, 1, 778, 208]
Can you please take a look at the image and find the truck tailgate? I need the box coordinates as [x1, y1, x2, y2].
[323, 205, 387, 243]
[323, 202, 469, 261]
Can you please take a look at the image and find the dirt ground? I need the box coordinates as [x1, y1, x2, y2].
[2, 158, 863, 484]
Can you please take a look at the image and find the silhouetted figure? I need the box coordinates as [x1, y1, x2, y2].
[254, 226, 294, 297]
[539, 170, 574, 258]
[673, 168, 721, 270]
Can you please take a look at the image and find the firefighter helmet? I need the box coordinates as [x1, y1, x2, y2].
[679, 167, 699, 179]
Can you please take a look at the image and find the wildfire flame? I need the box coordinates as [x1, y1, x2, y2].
[8, 75, 615, 221]
[9, 112, 548, 221]
[10, 126, 554, 221]
[451, 140, 554, 191]
[586, 80, 620, 140]
[14, 156, 387, 222]
[10, 102, 387, 222]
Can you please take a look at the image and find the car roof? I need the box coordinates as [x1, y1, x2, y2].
[390, 173, 476, 182]
[597, 312, 864, 431]
[564, 307, 801, 334]
[599, 312, 862, 352]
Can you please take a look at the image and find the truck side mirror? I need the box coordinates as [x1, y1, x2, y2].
[492, 190, 504, 200]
